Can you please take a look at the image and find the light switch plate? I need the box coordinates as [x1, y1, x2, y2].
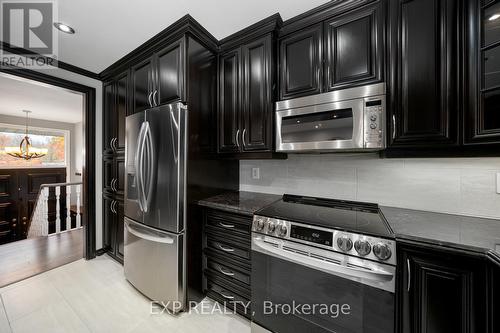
[252, 167, 260, 180]
[497, 173, 500, 194]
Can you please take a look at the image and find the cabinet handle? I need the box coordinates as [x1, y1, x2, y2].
[109, 138, 114, 151]
[111, 200, 117, 214]
[148, 92, 153, 107]
[235, 129, 240, 148]
[220, 292, 234, 300]
[111, 179, 117, 192]
[113, 137, 118, 151]
[392, 115, 396, 140]
[242, 128, 247, 147]
[216, 243, 235, 252]
[218, 267, 235, 277]
[218, 222, 235, 228]
[153, 90, 158, 106]
[407, 258, 411, 292]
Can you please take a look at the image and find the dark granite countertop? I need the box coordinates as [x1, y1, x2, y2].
[197, 191, 281, 216]
[381, 206, 500, 266]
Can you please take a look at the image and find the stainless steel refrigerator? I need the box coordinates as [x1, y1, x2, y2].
[124, 102, 187, 311]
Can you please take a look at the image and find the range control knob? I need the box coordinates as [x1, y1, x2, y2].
[336, 235, 353, 252]
[255, 218, 265, 231]
[370, 114, 377, 121]
[278, 224, 288, 237]
[267, 221, 276, 233]
[373, 243, 392, 261]
[354, 240, 372, 256]
[370, 123, 377, 129]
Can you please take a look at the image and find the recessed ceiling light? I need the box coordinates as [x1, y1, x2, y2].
[53, 22, 75, 34]
[489, 14, 500, 21]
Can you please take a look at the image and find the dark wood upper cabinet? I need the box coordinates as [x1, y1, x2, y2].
[115, 72, 128, 150]
[103, 81, 115, 153]
[324, 0, 383, 90]
[241, 35, 273, 151]
[388, 0, 460, 148]
[398, 243, 487, 333]
[279, 23, 323, 100]
[218, 50, 241, 153]
[130, 57, 154, 114]
[156, 39, 185, 105]
[465, 0, 500, 145]
[103, 71, 129, 153]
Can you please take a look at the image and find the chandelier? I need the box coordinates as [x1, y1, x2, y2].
[4, 110, 48, 160]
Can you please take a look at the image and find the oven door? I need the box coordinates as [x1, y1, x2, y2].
[251, 234, 395, 333]
[276, 99, 364, 152]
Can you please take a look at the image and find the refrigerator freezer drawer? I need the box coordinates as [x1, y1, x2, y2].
[124, 218, 185, 312]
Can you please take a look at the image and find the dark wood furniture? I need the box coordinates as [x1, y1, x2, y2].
[385, 0, 500, 156]
[397, 240, 492, 333]
[465, 0, 500, 146]
[0, 168, 66, 244]
[217, 15, 283, 157]
[278, 0, 385, 100]
[202, 208, 252, 318]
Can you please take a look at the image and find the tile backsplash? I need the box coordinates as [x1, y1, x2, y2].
[240, 154, 500, 219]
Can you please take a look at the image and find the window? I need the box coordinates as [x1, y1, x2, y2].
[0, 124, 67, 168]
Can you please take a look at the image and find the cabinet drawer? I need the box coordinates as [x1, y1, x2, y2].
[206, 257, 250, 285]
[205, 210, 251, 237]
[206, 278, 250, 303]
[205, 235, 251, 261]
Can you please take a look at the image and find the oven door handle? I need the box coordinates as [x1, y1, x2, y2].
[252, 237, 394, 283]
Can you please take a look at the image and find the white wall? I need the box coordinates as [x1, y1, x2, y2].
[240, 154, 500, 220]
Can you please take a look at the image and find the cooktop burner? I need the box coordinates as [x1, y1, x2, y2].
[256, 194, 394, 238]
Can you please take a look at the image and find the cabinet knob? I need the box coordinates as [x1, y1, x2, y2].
[11, 218, 17, 223]
[22, 217, 27, 221]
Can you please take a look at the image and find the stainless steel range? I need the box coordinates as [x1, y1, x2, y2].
[251, 194, 396, 333]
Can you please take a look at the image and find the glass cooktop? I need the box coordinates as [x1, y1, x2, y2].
[256, 194, 394, 238]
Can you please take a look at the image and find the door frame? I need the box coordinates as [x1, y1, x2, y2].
[0, 64, 97, 260]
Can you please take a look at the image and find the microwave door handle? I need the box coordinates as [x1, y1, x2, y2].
[252, 237, 394, 282]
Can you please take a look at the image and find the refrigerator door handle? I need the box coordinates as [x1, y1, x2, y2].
[125, 219, 174, 244]
[143, 121, 155, 213]
[135, 121, 148, 212]
[169, 104, 179, 163]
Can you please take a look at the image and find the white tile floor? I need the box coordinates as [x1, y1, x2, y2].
[0, 255, 250, 333]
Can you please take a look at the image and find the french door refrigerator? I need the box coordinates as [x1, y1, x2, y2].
[124, 102, 187, 311]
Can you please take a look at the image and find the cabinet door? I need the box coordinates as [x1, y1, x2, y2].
[465, 0, 500, 144]
[115, 71, 128, 150]
[325, 1, 383, 90]
[388, 0, 459, 148]
[131, 57, 154, 114]
[103, 81, 115, 154]
[399, 245, 487, 333]
[155, 39, 185, 105]
[279, 23, 323, 100]
[115, 155, 125, 197]
[218, 49, 241, 153]
[241, 35, 273, 152]
[115, 200, 124, 261]
[103, 156, 114, 196]
[102, 195, 115, 253]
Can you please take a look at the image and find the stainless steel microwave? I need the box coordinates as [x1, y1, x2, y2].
[275, 83, 386, 152]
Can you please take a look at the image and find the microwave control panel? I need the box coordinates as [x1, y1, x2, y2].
[364, 99, 384, 148]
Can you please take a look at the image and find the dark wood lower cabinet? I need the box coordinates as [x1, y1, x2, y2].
[103, 193, 124, 263]
[202, 208, 251, 318]
[398, 242, 488, 333]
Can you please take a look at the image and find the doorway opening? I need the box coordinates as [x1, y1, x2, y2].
[0, 68, 95, 287]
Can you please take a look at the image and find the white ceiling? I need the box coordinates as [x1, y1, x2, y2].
[53, 0, 329, 73]
[0, 73, 83, 123]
